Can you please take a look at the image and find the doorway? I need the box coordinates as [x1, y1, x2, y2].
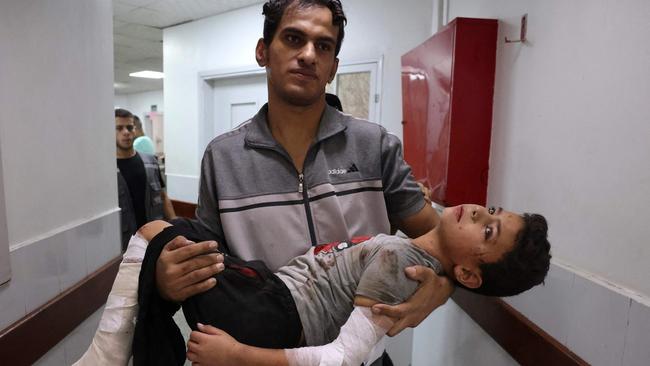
[199, 60, 382, 155]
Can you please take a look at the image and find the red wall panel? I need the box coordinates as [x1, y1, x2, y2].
[402, 18, 498, 206]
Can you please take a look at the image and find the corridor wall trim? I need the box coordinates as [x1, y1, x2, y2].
[0, 256, 121, 365]
[452, 288, 588, 366]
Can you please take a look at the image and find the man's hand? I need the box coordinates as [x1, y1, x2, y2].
[187, 323, 243, 365]
[156, 236, 224, 302]
[371, 265, 453, 336]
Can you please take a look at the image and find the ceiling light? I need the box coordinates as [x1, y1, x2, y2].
[129, 70, 164, 79]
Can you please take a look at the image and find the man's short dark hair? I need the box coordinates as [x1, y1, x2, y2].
[464, 213, 552, 297]
[115, 108, 133, 119]
[132, 115, 143, 129]
[262, 0, 347, 56]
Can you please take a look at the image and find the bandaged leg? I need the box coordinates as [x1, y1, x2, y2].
[73, 234, 148, 366]
[284, 306, 393, 366]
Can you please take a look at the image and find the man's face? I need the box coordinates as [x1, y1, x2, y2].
[438, 204, 524, 267]
[256, 4, 339, 106]
[115, 116, 135, 151]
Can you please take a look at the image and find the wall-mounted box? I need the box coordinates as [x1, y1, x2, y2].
[402, 18, 498, 206]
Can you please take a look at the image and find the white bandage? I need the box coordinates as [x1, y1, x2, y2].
[285, 306, 392, 366]
[123, 233, 148, 263]
[73, 235, 147, 366]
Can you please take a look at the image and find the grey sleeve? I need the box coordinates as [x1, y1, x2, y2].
[380, 129, 425, 221]
[194, 146, 226, 245]
[355, 244, 421, 305]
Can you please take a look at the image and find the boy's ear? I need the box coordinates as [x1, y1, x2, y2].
[453, 265, 482, 289]
[255, 38, 268, 67]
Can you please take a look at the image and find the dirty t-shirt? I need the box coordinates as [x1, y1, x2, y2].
[275, 234, 443, 346]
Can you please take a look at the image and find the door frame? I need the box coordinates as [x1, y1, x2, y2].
[327, 58, 384, 123]
[198, 58, 383, 158]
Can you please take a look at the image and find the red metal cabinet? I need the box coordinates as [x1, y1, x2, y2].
[402, 18, 498, 206]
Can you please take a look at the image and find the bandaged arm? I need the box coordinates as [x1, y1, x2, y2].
[285, 305, 393, 366]
[228, 297, 394, 366]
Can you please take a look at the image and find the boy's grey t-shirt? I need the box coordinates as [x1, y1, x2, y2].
[275, 234, 443, 346]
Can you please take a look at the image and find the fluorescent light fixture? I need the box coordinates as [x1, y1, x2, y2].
[129, 70, 164, 79]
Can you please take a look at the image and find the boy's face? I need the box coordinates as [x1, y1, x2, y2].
[439, 205, 523, 269]
[256, 4, 339, 106]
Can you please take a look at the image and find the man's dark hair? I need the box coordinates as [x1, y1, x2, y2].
[262, 0, 347, 56]
[115, 108, 133, 119]
[132, 115, 143, 129]
[463, 213, 552, 297]
[325, 93, 343, 111]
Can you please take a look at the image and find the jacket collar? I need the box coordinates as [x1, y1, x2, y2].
[244, 103, 347, 148]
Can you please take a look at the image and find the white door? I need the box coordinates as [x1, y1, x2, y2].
[200, 60, 382, 151]
[210, 74, 267, 138]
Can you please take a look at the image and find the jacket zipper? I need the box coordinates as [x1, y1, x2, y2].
[298, 171, 317, 246]
[246, 141, 318, 246]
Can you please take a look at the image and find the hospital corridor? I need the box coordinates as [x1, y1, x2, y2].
[0, 0, 649, 365]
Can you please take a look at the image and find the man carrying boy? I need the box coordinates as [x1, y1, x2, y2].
[155, 2, 451, 364]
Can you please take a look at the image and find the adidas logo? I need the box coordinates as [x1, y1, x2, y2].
[328, 163, 359, 175]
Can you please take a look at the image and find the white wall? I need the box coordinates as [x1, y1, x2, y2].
[450, 0, 650, 305]
[0, 0, 120, 363]
[413, 1, 650, 366]
[163, 0, 433, 201]
[1, 0, 117, 245]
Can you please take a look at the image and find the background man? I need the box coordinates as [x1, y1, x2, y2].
[132, 115, 155, 155]
[116, 108, 175, 250]
[155, 2, 452, 364]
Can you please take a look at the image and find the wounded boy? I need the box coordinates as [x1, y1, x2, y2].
[75, 204, 550, 366]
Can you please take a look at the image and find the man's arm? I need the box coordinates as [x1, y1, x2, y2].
[379, 131, 452, 335]
[156, 148, 225, 302]
[375, 194, 453, 336]
[372, 265, 453, 336]
[392, 200, 439, 238]
[160, 190, 177, 220]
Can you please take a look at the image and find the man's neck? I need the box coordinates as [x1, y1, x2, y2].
[411, 229, 453, 275]
[117, 148, 136, 159]
[266, 95, 326, 171]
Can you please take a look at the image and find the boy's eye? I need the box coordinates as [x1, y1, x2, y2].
[488, 206, 496, 215]
[485, 226, 493, 240]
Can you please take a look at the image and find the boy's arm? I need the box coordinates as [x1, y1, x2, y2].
[187, 297, 394, 366]
[160, 190, 177, 220]
[138, 220, 172, 241]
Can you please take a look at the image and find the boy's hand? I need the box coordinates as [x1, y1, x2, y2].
[156, 236, 224, 302]
[187, 323, 242, 365]
[416, 182, 432, 205]
[371, 266, 453, 336]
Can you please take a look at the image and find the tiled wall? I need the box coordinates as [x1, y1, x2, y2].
[412, 262, 650, 366]
[0, 210, 121, 332]
[412, 299, 519, 366]
[34, 306, 105, 365]
[505, 263, 650, 366]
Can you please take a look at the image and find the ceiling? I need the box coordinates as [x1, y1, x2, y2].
[113, 0, 263, 95]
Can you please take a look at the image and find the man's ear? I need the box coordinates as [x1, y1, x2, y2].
[328, 57, 339, 84]
[453, 265, 482, 289]
[255, 38, 268, 67]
